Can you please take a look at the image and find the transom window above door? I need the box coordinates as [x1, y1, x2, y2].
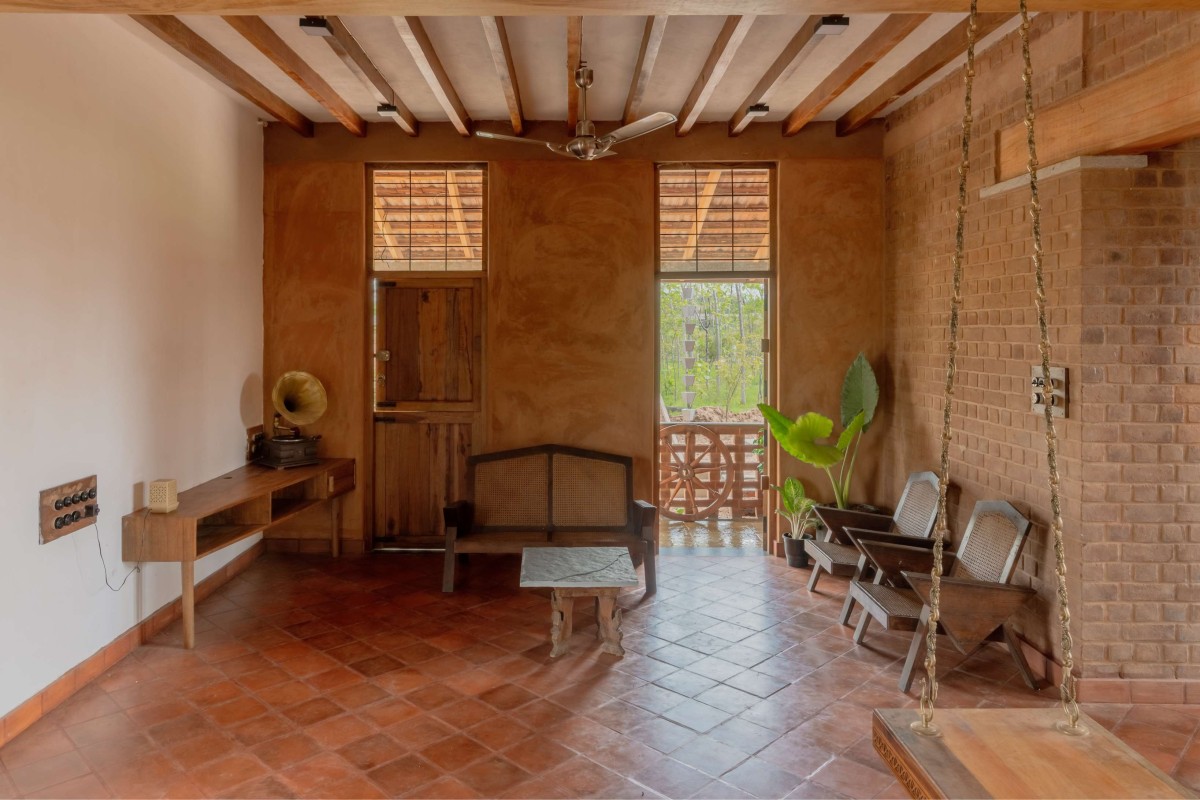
[658, 166, 773, 274]
[370, 165, 485, 272]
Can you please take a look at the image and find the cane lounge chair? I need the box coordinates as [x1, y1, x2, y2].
[847, 499, 1038, 692]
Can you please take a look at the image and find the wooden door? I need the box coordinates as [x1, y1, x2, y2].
[372, 279, 481, 547]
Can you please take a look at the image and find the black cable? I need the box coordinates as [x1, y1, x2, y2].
[93, 511, 144, 592]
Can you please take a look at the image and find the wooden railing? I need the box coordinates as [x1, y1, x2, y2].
[657, 421, 765, 521]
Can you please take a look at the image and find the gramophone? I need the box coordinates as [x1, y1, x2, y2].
[258, 371, 327, 469]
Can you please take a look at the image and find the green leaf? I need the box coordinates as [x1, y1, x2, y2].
[836, 410, 866, 453]
[775, 477, 807, 515]
[841, 352, 880, 431]
[784, 414, 842, 468]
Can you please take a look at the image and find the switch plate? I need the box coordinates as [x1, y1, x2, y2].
[1031, 366, 1068, 418]
[40, 475, 98, 544]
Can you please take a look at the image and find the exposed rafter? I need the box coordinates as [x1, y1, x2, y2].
[131, 15, 313, 137]
[782, 13, 928, 136]
[480, 16, 524, 135]
[566, 16, 583, 133]
[393, 16, 471, 136]
[319, 16, 417, 135]
[223, 15, 365, 136]
[729, 14, 825, 136]
[622, 15, 667, 125]
[676, 15, 756, 137]
[836, 13, 1011, 135]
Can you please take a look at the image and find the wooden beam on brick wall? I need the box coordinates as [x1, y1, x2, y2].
[567, 16, 583, 133]
[836, 12, 1011, 136]
[224, 15, 365, 136]
[677, 14, 756, 136]
[131, 15, 313, 136]
[995, 42, 1200, 182]
[393, 16, 471, 136]
[480, 16, 524, 135]
[783, 13, 927, 137]
[322, 16, 417, 135]
[622, 15, 667, 125]
[729, 14, 824, 136]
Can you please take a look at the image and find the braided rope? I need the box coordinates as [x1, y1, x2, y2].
[917, 0, 979, 733]
[1019, 0, 1081, 732]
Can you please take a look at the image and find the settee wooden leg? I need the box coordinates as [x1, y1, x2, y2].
[643, 540, 657, 594]
[442, 547, 456, 593]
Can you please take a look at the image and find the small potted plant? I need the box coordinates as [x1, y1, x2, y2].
[772, 477, 819, 568]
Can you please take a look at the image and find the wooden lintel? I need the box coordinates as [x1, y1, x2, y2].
[224, 15, 365, 137]
[995, 41, 1200, 181]
[837, 13, 1011, 136]
[324, 16, 417, 135]
[729, 14, 824, 136]
[15, 1, 1193, 14]
[622, 15, 667, 125]
[480, 16, 523, 135]
[567, 16, 583, 134]
[131, 15, 313, 137]
[393, 16, 471, 136]
[677, 15, 756, 136]
[783, 13, 928, 136]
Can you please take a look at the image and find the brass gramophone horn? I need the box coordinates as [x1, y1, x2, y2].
[271, 371, 328, 427]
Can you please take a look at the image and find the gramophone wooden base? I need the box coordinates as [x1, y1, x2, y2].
[873, 708, 1193, 799]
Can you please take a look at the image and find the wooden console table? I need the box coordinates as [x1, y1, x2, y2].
[122, 458, 354, 648]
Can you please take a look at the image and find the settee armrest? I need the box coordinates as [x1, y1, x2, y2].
[633, 500, 657, 534]
[443, 501, 473, 538]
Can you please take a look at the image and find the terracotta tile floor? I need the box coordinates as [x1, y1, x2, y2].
[3, 551, 1199, 799]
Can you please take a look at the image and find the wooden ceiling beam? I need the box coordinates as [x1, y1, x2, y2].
[14, 2, 1185, 14]
[622, 15, 667, 125]
[783, 13, 928, 136]
[677, 14, 756, 136]
[729, 14, 825, 136]
[480, 16, 524, 135]
[566, 16, 583, 133]
[837, 12, 1011, 135]
[131, 15, 313, 136]
[224, 15, 365, 136]
[393, 16, 471, 136]
[320, 16, 417, 135]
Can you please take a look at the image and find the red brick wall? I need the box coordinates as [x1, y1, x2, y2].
[883, 11, 1200, 678]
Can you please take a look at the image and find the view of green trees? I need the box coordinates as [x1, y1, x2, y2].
[660, 281, 766, 418]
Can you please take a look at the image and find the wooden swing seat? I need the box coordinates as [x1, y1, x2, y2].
[873, 708, 1193, 799]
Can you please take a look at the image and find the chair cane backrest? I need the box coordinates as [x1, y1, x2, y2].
[950, 501, 1032, 583]
[551, 451, 630, 529]
[473, 452, 550, 528]
[892, 471, 941, 539]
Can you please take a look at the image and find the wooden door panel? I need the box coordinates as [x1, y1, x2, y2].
[378, 285, 475, 404]
[373, 419, 471, 542]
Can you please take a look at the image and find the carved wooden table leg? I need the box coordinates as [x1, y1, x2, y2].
[550, 590, 575, 657]
[595, 590, 624, 656]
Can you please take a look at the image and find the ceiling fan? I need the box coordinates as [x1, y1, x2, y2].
[476, 64, 676, 160]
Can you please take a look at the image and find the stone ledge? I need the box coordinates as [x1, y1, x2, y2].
[979, 154, 1149, 199]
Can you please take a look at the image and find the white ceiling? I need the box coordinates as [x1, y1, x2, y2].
[123, 13, 1019, 131]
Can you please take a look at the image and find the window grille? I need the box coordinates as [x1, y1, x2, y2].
[370, 166, 485, 272]
[658, 166, 772, 273]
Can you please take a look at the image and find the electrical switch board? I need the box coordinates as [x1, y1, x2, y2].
[1031, 366, 1068, 418]
[40, 475, 99, 544]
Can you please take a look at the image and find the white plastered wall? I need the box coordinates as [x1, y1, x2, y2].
[0, 14, 264, 717]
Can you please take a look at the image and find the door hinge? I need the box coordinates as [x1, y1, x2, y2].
[377, 401, 397, 409]
[761, 338, 771, 353]
[377, 280, 396, 288]
[376, 350, 391, 362]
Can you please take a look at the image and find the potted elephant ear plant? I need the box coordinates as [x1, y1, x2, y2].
[772, 477, 818, 568]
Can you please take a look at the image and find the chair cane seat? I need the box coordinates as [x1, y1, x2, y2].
[805, 539, 859, 569]
[854, 582, 923, 620]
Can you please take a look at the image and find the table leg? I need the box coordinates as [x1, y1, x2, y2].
[550, 590, 574, 657]
[596, 593, 624, 657]
[181, 560, 195, 649]
[330, 495, 342, 558]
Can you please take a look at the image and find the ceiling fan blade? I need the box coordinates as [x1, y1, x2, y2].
[475, 131, 561, 149]
[600, 111, 677, 145]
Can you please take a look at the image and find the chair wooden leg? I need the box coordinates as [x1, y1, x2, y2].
[853, 607, 873, 644]
[1003, 623, 1043, 690]
[807, 563, 824, 592]
[839, 556, 870, 626]
[900, 609, 931, 693]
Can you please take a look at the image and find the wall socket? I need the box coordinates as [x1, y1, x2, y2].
[40, 475, 99, 544]
[1031, 366, 1068, 418]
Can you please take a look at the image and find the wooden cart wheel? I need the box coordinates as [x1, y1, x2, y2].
[657, 424, 735, 521]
